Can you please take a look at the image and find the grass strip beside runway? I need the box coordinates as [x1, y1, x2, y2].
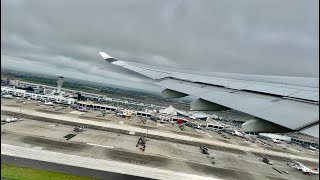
[1, 163, 99, 180]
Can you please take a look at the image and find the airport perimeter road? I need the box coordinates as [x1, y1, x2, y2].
[1, 144, 220, 180]
[2, 106, 318, 163]
[1, 154, 152, 180]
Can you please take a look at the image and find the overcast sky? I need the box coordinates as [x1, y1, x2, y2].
[1, 0, 319, 92]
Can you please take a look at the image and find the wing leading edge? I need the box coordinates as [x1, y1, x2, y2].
[99, 52, 319, 137]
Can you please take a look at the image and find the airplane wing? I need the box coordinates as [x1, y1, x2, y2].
[99, 52, 319, 138]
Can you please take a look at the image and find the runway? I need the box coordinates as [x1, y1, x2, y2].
[1, 143, 220, 180]
[2, 125, 315, 180]
[2, 154, 151, 180]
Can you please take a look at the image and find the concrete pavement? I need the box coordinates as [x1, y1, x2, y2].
[2, 105, 318, 163]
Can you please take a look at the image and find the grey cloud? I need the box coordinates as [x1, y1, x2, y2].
[1, 0, 318, 92]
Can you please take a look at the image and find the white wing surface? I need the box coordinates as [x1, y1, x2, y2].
[99, 52, 319, 137]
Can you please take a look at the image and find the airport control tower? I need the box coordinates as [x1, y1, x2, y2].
[56, 76, 64, 93]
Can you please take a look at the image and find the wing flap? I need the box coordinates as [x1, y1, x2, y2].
[157, 78, 319, 130]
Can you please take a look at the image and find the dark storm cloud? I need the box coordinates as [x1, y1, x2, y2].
[1, 0, 318, 91]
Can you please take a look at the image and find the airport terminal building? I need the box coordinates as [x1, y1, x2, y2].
[76, 101, 117, 111]
[1, 86, 76, 105]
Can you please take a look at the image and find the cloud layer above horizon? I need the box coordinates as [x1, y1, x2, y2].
[1, 0, 319, 91]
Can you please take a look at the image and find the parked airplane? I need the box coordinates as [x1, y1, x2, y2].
[289, 160, 319, 175]
[2, 94, 12, 99]
[3, 116, 22, 123]
[272, 139, 281, 143]
[43, 101, 54, 106]
[232, 130, 244, 138]
[308, 145, 317, 151]
[99, 51, 319, 137]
